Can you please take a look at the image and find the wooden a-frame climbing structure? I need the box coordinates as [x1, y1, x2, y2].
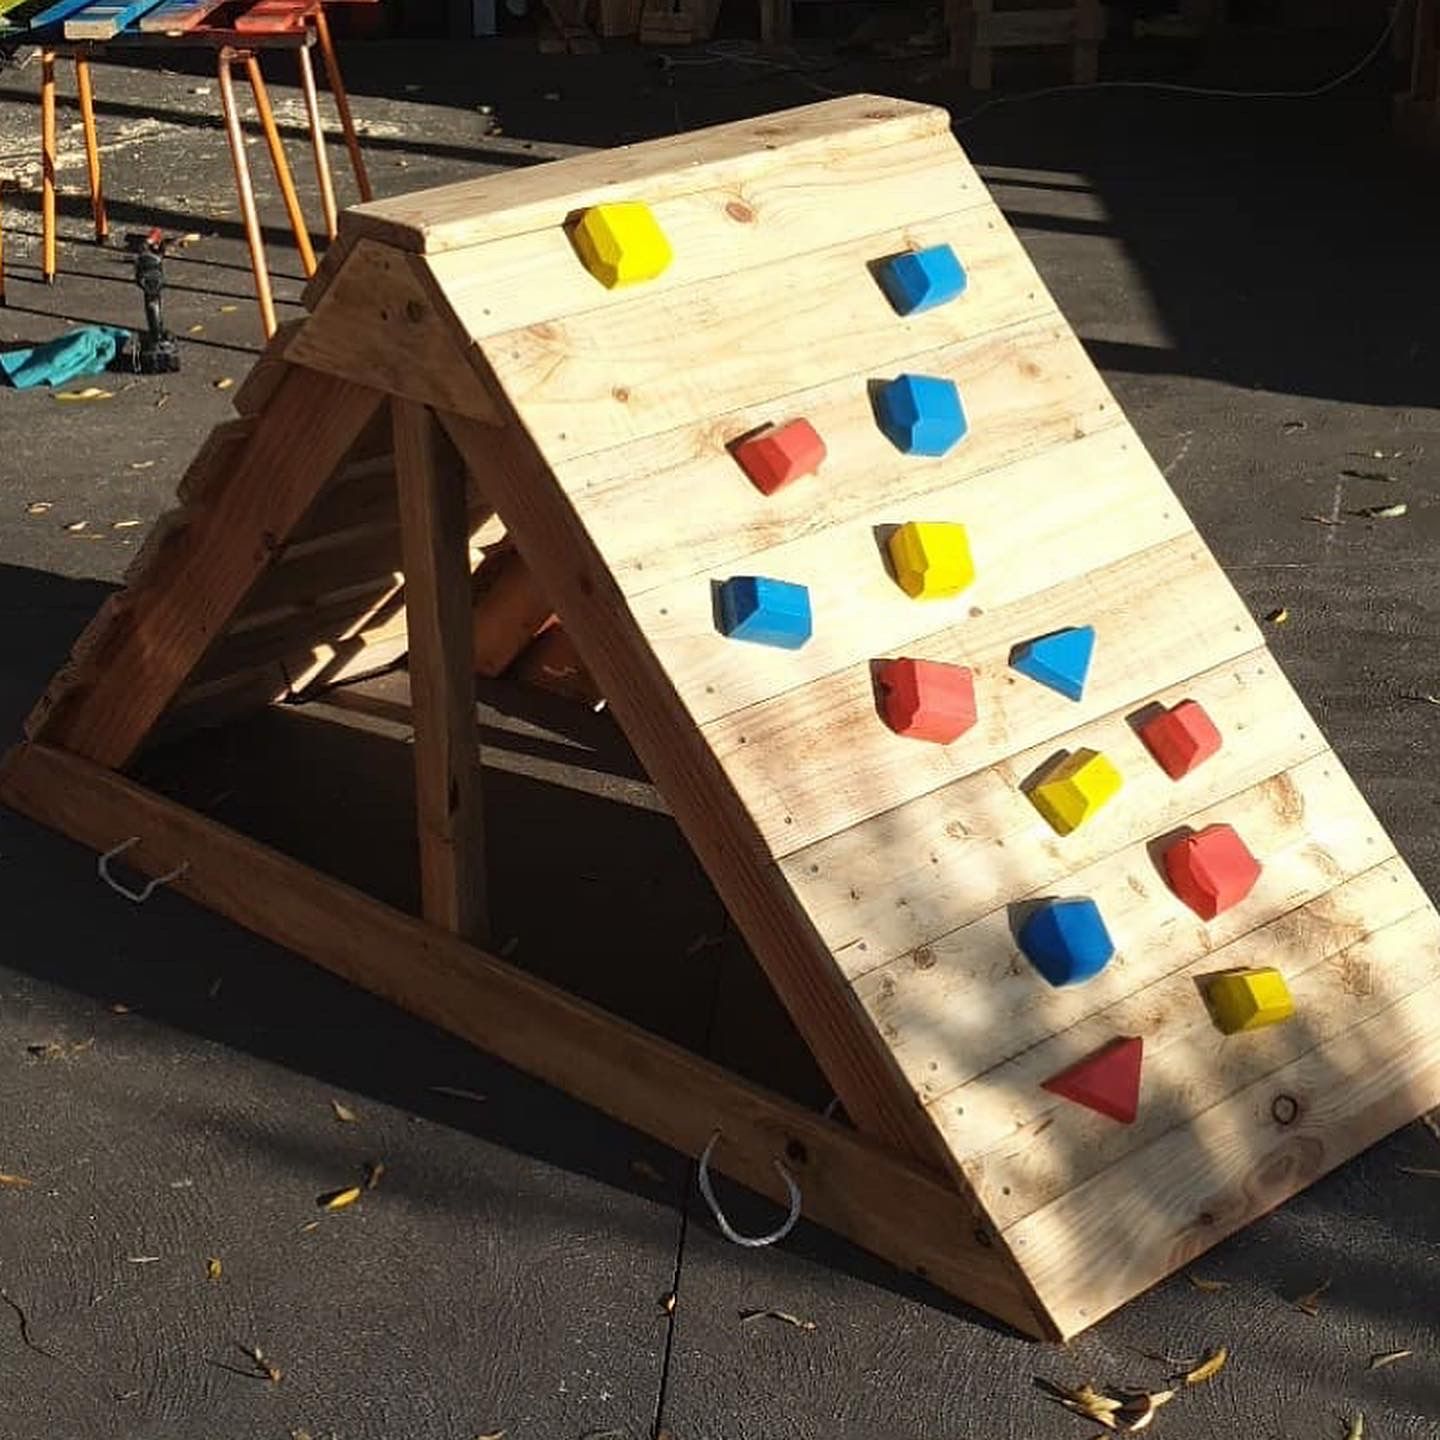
[5, 95, 1440, 1341]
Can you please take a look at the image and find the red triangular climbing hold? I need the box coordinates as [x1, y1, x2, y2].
[1041, 1036, 1143, 1124]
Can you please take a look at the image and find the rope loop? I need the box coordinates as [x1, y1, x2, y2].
[696, 1130, 802, 1249]
[97, 837, 189, 904]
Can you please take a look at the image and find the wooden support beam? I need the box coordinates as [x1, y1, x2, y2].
[472, 548, 555, 678]
[0, 741, 1054, 1340]
[393, 398, 487, 943]
[28, 370, 382, 768]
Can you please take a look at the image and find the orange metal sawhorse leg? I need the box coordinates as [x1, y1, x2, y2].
[243, 51, 317, 278]
[310, 3, 371, 202]
[217, 45, 277, 338]
[38, 47, 111, 285]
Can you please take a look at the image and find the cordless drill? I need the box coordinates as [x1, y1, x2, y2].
[120, 227, 181, 374]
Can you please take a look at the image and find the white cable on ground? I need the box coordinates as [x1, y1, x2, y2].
[97, 836, 189, 904]
[697, 1131, 803, 1248]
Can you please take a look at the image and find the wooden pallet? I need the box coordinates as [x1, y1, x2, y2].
[7, 95, 1440, 1342]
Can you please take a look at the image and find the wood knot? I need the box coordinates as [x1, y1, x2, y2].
[725, 200, 756, 224]
[1272, 1093, 1300, 1125]
[912, 946, 936, 970]
[612, 386, 630, 403]
[404, 299, 426, 323]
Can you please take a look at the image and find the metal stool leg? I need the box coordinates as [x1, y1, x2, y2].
[296, 43, 337, 243]
[40, 48, 56, 284]
[75, 55, 108, 242]
[312, 4, 371, 202]
[217, 48, 277, 339]
[244, 53, 317, 278]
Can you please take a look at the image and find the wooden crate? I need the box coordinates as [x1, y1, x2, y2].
[8, 96, 1440, 1341]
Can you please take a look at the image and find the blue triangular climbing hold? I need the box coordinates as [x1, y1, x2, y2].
[1011, 626, 1095, 702]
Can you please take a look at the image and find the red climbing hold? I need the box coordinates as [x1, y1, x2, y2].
[1041, 1036, 1144, 1125]
[1139, 699, 1222, 779]
[1162, 823, 1261, 920]
[732, 419, 827, 496]
[875, 657, 977, 743]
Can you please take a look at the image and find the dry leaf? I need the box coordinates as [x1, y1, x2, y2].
[63, 520, 88, 532]
[474, 1432, 507, 1440]
[180, 232, 202, 244]
[188, 324, 205, 334]
[54, 387, 112, 401]
[0, 1173, 33, 1188]
[129, 460, 155, 470]
[1340, 469, 1396, 482]
[363, 1160, 385, 1191]
[1398, 1165, 1440, 1178]
[242, 1343, 282, 1383]
[128, 1255, 160, 1264]
[25, 502, 52, 514]
[112, 519, 142, 529]
[1187, 1275, 1229, 1293]
[330, 1100, 358, 1124]
[661, 1292, 676, 1315]
[317, 1185, 362, 1211]
[110, 1002, 131, 1013]
[1266, 606, 1290, 625]
[429, 1085, 487, 1103]
[1346, 1415, 1363, 1440]
[630, 1159, 665, 1185]
[213, 377, 234, 390]
[298, 1220, 321, 1234]
[206, 1257, 222, 1281]
[1183, 1346, 1228, 1384]
[219, 304, 239, 314]
[1292, 1278, 1331, 1315]
[1369, 1348, 1412, 1370]
[739, 1308, 817, 1332]
[1306, 513, 1343, 526]
[1349, 502, 1408, 519]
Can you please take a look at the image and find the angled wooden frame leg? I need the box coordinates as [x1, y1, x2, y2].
[74, 55, 108, 243]
[244, 53, 318, 278]
[311, 4, 372, 202]
[296, 43, 338, 243]
[28, 368, 383, 767]
[40, 48, 57, 284]
[217, 48, 277, 339]
[0, 741, 1057, 1341]
[393, 398, 487, 942]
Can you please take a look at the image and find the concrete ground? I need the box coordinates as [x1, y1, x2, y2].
[2, 15, 1440, 1440]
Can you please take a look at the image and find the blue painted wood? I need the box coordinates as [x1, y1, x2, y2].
[137, 0, 226, 30]
[22, 0, 102, 31]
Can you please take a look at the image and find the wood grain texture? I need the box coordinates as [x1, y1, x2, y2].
[27, 370, 383, 770]
[231, 314, 305, 415]
[439, 410, 964, 1179]
[792, 649, 1323, 979]
[428, 127, 982, 341]
[0, 741, 1053, 1339]
[472, 548, 555, 677]
[63, 0, 162, 37]
[344, 95, 951, 255]
[1006, 918, 1440, 1336]
[553, 317, 1116, 600]
[473, 204, 1051, 465]
[394, 398, 486, 941]
[708, 535, 1261, 855]
[290, 240, 503, 424]
[136, 0, 225, 30]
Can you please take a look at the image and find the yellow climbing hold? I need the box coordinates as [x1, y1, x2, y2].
[1206, 966, 1295, 1034]
[570, 202, 673, 289]
[1028, 749, 1122, 836]
[887, 520, 974, 600]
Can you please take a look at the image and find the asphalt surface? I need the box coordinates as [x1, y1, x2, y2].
[1, 18, 1439, 1440]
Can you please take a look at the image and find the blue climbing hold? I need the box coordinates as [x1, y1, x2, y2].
[875, 374, 968, 457]
[1019, 898, 1114, 987]
[717, 575, 813, 650]
[1011, 625, 1095, 702]
[876, 244, 968, 316]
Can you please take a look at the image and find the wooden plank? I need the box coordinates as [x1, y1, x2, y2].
[394, 398, 486, 942]
[706, 534, 1262, 855]
[137, 0, 226, 31]
[233, 0, 307, 29]
[174, 416, 255, 504]
[554, 317, 1117, 599]
[894, 746, 1396, 1114]
[63, 0, 162, 36]
[343, 96, 951, 256]
[28, 370, 383, 770]
[636, 424, 1184, 729]
[512, 625, 602, 706]
[439, 410, 963, 1178]
[474, 202, 1054, 465]
[958, 864, 1433, 1229]
[0, 741, 1054, 1340]
[289, 240, 504, 425]
[23, 0, 101, 29]
[1005, 924, 1440, 1336]
[153, 663, 292, 747]
[472, 547, 555, 678]
[232, 315, 306, 415]
[284, 608, 410, 693]
[426, 128, 984, 343]
[787, 649, 1325, 977]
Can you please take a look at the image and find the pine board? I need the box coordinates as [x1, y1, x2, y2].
[63, 0, 162, 36]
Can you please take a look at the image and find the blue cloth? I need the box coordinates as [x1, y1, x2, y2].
[0, 326, 132, 390]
